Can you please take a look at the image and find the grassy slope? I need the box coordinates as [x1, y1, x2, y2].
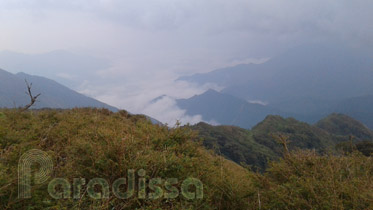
[0, 108, 253, 210]
[1, 109, 372, 209]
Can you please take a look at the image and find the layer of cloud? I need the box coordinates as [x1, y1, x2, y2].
[0, 0, 372, 124]
[78, 73, 223, 125]
[141, 96, 203, 126]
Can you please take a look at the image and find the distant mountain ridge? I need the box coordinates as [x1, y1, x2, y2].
[0, 50, 110, 88]
[180, 44, 373, 102]
[178, 43, 373, 128]
[177, 89, 292, 128]
[0, 68, 118, 111]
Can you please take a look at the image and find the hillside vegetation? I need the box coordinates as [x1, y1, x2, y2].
[251, 150, 373, 209]
[189, 122, 277, 171]
[189, 114, 373, 170]
[315, 113, 373, 140]
[0, 108, 253, 209]
[0, 108, 372, 209]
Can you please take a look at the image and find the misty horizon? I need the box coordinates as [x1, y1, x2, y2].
[1, 0, 373, 126]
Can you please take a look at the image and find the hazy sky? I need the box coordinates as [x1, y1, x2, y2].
[1, 0, 372, 125]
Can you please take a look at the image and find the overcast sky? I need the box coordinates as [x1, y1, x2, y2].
[0, 0, 372, 125]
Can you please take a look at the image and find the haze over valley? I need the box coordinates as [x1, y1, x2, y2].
[1, 0, 373, 126]
[1, 1, 373, 209]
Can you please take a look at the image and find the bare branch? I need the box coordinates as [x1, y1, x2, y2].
[21, 79, 41, 111]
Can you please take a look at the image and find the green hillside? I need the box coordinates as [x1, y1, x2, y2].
[189, 114, 373, 171]
[189, 122, 277, 171]
[316, 113, 373, 140]
[251, 115, 337, 155]
[0, 109, 372, 209]
[0, 108, 253, 209]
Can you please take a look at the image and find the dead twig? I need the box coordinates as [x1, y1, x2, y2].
[21, 79, 41, 111]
